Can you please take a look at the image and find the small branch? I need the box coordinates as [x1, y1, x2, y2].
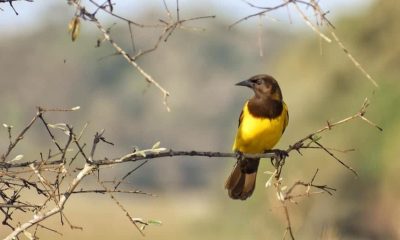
[229, 1, 290, 29]
[68, 0, 214, 111]
[95, 149, 277, 166]
[88, 130, 104, 163]
[287, 98, 382, 176]
[96, 178, 145, 236]
[0, 204, 40, 209]
[312, 140, 358, 176]
[1, 110, 41, 162]
[331, 31, 378, 87]
[88, 0, 161, 28]
[35, 224, 63, 236]
[38, 114, 63, 152]
[61, 212, 83, 230]
[71, 188, 155, 196]
[73, 137, 89, 163]
[282, 204, 295, 240]
[0, 98, 380, 238]
[231, 0, 377, 87]
[0, 160, 63, 169]
[285, 169, 336, 199]
[114, 160, 148, 190]
[94, 18, 172, 111]
[275, 179, 295, 240]
[3, 164, 95, 240]
[274, 169, 336, 239]
[290, 1, 331, 43]
[60, 125, 73, 164]
[3, 0, 23, 15]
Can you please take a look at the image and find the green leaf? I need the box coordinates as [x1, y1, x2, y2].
[2, 123, 13, 128]
[152, 141, 161, 149]
[10, 154, 24, 162]
[147, 219, 162, 225]
[137, 151, 146, 157]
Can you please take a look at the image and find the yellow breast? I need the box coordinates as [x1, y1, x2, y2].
[233, 101, 288, 153]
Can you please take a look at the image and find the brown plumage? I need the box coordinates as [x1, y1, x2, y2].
[226, 74, 288, 200]
[225, 156, 260, 200]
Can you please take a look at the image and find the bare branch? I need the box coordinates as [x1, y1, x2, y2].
[231, 0, 378, 87]
[1, 110, 41, 162]
[330, 32, 379, 87]
[95, 149, 277, 166]
[3, 164, 95, 240]
[67, 0, 215, 111]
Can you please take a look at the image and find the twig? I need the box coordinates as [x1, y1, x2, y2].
[88, 0, 161, 28]
[285, 169, 336, 198]
[0, 97, 380, 238]
[69, 0, 214, 111]
[38, 114, 63, 152]
[1, 110, 41, 162]
[71, 188, 155, 196]
[34, 224, 63, 237]
[114, 160, 148, 190]
[290, 1, 331, 43]
[93, 18, 172, 111]
[60, 125, 73, 164]
[61, 212, 83, 230]
[96, 179, 145, 236]
[229, 1, 290, 29]
[258, 14, 264, 57]
[231, 0, 377, 87]
[0, 204, 40, 209]
[94, 149, 277, 165]
[3, 164, 95, 240]
[331, 31, 378, 87]
[312, 140, 358, 176]
[282, 204, 295, 240]
[287, 98, 382, 154]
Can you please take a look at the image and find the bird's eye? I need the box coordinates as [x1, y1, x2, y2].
[256, 79, 262, 85]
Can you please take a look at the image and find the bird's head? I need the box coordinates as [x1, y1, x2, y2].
[235, 74, 283, 101]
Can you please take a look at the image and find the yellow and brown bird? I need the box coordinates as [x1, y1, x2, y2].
[225, 74, 289, 200]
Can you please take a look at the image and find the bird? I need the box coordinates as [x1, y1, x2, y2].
[225, 74, 289, 200]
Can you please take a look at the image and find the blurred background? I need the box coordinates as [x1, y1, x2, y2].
[0, 0, 399, 239]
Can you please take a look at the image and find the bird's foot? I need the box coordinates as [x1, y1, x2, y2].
[266, 149, 288, 168]
[235, 151, 244, 160]
[272, 149, 289, 160]
[235, 151, 248, 169]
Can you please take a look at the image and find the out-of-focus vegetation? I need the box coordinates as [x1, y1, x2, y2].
[0, 0, 399, 239]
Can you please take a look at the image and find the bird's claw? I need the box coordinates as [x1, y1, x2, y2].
[272, 149, 289, 160]
[265, 149, 288, 159]
[266, 149, 288, 168]
[235, 151, 248, 169]
[235, 151, 244, 160]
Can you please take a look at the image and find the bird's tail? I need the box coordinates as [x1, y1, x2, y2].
[225, 158, 260, 200]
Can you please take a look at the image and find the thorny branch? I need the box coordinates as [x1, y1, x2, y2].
[274, 169, 336, 240]
[267, 98, 381, 239]
[67, 0, 215, 111]
[0, 97, 381, 239]
[1, 1, 383, 239]
[0, 0, 32, 15]
[230, 0, 378, 87]
[1, 106, 161, 239]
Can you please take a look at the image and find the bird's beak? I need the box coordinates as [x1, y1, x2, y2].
[235, 79, 253, 88]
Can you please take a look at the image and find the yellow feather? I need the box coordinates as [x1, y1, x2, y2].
[233, 101, 288, 153]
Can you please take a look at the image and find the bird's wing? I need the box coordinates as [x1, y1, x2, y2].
[238, 109, 244, 128]
[282, 102, 289, 134]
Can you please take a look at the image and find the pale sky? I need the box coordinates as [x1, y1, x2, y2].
[0, 0, 373, 35]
